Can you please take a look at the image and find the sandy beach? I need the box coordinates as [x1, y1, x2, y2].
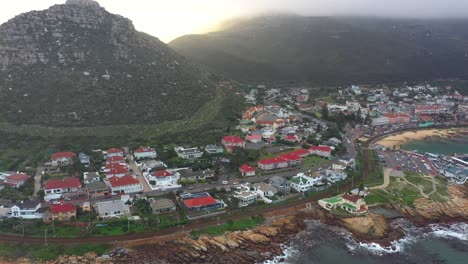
[375, 128, 467, 149]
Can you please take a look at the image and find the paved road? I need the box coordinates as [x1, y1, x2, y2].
[127, 155, 151, 192]
[33, 164, 45, 197]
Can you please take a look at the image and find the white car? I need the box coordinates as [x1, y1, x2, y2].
[222, 181, 228, 185]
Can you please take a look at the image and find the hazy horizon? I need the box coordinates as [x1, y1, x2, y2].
[2, 0, 468, 42]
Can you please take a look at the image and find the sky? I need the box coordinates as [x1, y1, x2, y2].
[1, 0, 468, 42]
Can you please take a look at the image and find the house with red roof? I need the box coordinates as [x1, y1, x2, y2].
[245, 134, 262, 143]
[180, 192, 224, 212]
[107, 175, 143, 194]
[239, 164, 256, 177]
[106, 156, 125, 165]
[258, 157, 289, 170]
[309, 146, 332, 158]
[44, 203, 77, 223]
[4, 173, 30, 188]
[105, 165, 130, 179]
[283, 134, 300, 143]
[150, 170, 179, 187]
[50, 152, 77, 167]
[44, 177, 82, 201]
[104, 148, 124, 159]
[221, 136, 246, 149]
[133, 147, 157, 160]
[414, 104, 448, 115]
[278, 153, 302, 167]
[382, 113, 410, 124]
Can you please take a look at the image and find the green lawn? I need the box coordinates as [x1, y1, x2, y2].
[318, 96, 336, 104]
[190, 215, 265, 239]
[0, 243, 111, 261]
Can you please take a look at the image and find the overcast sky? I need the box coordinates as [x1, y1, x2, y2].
[1, 0, 468, 42]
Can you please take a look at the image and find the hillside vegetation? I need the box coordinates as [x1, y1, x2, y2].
[171, 15, 468, 83]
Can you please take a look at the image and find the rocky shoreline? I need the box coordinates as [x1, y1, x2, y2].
[1, 184, 466, 264]
[110, 184, 468, 263]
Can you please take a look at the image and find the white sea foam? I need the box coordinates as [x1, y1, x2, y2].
[428, 222, 468, 241]
[263, 243, 299, 264]
[349, 222, 468, 255]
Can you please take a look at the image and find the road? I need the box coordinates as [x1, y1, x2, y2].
[0, 175, 359, 245]
[127, 155, 152, 192]
[33, 164, 45, 197]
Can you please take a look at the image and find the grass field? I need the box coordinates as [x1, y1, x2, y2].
[0, 243, 111, 261]
[190, 215, 264, 239]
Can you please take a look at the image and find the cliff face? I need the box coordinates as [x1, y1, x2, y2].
[0, 0, 215, 126]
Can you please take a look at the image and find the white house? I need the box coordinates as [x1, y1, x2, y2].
[148, 170, 180, 190]
[44, 178, 82, 201]
[106, 175, 143, 194]
[309, 146, 332, 158]
[233, 186, 258, 207]
[94, 198, 131, 219]
[133, 147, 157, 160]
[50, 152, 77, 167]
[253, 182, 278, 197]
[9, 200, 44, 219]
[104, 148, 124, 159]
[239, 164, 256, 177]
[372, 116, 389, 126]
[289, 173, 322, 193]
[174, 146, 204, 159]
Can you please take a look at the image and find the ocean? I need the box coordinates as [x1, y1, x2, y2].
[266, 133, 468, 264]
[266, 220, 468, 264]
[401, 134, 468, 155]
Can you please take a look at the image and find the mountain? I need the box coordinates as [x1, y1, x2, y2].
[0, 0, 216, 126]
[170, 15, 468, 83]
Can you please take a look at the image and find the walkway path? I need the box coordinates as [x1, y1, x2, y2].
[370, 168, 392, 190]
[33, 164, 45, 197]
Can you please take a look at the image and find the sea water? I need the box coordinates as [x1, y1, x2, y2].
[265, 220, 468, 264]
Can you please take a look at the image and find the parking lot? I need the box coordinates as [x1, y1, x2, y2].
[379, 150, 431, 175]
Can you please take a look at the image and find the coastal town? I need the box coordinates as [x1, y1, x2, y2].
[0, 80, 467, 263]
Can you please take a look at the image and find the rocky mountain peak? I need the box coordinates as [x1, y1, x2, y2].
[0, 1, 216, 126]
[65, 0, 101, 7]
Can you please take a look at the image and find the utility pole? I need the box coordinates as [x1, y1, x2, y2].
[44, 228, 48, 246]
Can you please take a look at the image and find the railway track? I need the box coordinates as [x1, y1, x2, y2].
[0, 178, 358, 245]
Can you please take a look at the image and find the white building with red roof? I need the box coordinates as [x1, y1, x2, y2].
[283, 134, 300, 143]
[44, 177, 82, 201]
[105, 165, 130, 179]
[258, 157, 289, 170]
[4, 173, 30, 188]
[221, 136, 246, 149]
[309, 146, 332, 158]
[104, 148, 124, 159]
[50, 152, 77, 167]
[382, 113, 410, 124]
[106, 156, 125, 165]
[414, 104, 448, 115]
[278, 153, 302, 167]
[239, 164, 256, 177]
[107, 175, 143, 194]
[245, 134, 262, 143]
[133, 147, 157, 160]
[147, 170, 180, 190]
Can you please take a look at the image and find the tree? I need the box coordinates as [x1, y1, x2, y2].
[358, 182, 365, 195]
[321, 104, 329, 120]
